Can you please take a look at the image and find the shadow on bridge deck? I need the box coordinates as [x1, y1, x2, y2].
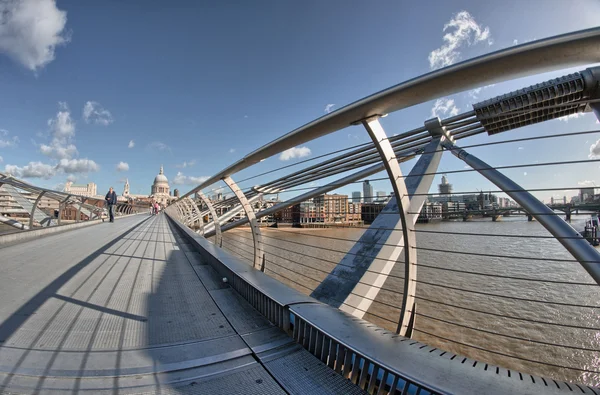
[0, 215, 363, 394]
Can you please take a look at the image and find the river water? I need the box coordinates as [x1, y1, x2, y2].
[217, 215, 600, 386]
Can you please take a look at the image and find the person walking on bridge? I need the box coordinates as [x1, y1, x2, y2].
[105, 187, 118, 223]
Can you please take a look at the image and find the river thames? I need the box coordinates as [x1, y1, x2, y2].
[217, 215, 600, 385]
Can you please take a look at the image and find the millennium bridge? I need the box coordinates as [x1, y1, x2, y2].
[1, 28, 600, 394]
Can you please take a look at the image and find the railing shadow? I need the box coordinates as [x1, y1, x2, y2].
[0, 216, 150, 392]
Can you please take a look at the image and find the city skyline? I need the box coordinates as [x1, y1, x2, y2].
[0, 1, 599, 204]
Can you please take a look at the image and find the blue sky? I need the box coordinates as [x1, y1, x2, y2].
[0, 0, 599, 202]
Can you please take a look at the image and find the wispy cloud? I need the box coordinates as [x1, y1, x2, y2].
[466, 84, 495, 100]
[431, 98, 459, 118]
[467, 88, 481, 99]
[428, 11, 491, 70]
[0, 129, 19, 148]
[39, 143, 77, 160]
[558, 113, 583, 122]
[518, 147, 524, 150]
[5, 162, 57, 179]
[176, 160, 196, 168]
[0, 0, 70, 71]
[56, 158, 99, 173]
[128, 140, 135, 148]
[172, 172, 209, 185]
[324, 104, 335, 114]
[7, 102, 101, 180]
[578, 180, 596, 187]
[116, 161, 129, 172]
[83, 101, 113, 125]
[66, 174, 77, 182]
[0, 156, 3, 163]
[147, 141, 171, 152]
[588, 139, 600, 159]
[41, 103, 78, 159]
[279, 146, 311, 161]
[229, 148, 236, 153]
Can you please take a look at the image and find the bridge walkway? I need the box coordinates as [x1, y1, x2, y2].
[0, 214, 363, 394]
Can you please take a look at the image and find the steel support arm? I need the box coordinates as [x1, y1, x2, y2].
[185, 197, 202, 230]
[57, 195, 71, 225]
[180, 199, 193, 225]
[443, 140, 600, 286]
[312, 133, 444, 336]
[224, 176, 264, 269]
[29, 191, 46, 228]
[361, 117, 417, 336]
[197, 191, 222, 247]
[202, 194, 263, 235]
[203, 152, 417, 239]
[76, 198, 86, 222]
[174, 202, 183, 220]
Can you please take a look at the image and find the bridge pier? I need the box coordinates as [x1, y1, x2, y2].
[565, 207, 572, 222]
[528, 214, 534, 222]
[491, 209, 500, 222]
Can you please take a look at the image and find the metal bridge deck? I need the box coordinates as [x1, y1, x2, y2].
[0, 215, 363, 394]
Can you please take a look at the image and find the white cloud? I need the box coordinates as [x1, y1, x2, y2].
[116, 161, 129, 172]
[172, 171, 209, 185]
[558, 113, 583, 122]
[523, 172, 527, 176]
[578, 180, 596, 187]
[0, 130, 19, 148]
[428, 11, 490, 70]
[467, 87, 481, 99]
[431, 98, 459, 118]
[0, 0, 70, 71]
[518, 147, 524, 150]
[17, 103, 101, 178]
[279, 146, 311, 161]
[47, 105, 75, 141]
[0, 156, 3, 163]
[128, 140, 135, 148]
[56, 158, 99, 173]
[66, 174, 77, 182]
[324, 104, 335, 114]
[41, 104, 78, 159]
[589, 139, 600, 159]
[5, 161, 56, 179]
[39, 142, 78, 159]
[148, 141, 171, 152]
[176, 160, 196, 168]
[229, 148, 236, 153]
[82, 101, 113, 125]
[513, 39, 519, 45]
[466, 84, 495, 101]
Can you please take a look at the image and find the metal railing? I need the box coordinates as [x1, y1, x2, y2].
[166, 27, 600, 390]
[0, 172, 149, 233]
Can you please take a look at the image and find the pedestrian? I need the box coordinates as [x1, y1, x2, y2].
[105, 187, 118, 223]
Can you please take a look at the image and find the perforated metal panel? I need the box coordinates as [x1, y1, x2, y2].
[473, 71, 592, 135]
